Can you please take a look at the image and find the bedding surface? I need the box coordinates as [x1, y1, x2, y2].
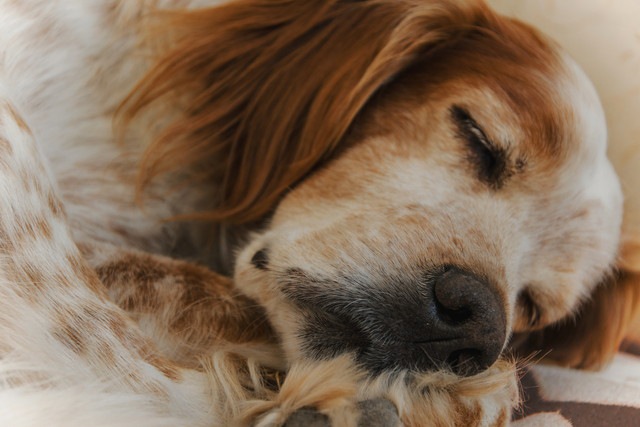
[513, 339, 640, 426]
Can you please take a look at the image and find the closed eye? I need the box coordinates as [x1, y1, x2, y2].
[450, 105, 509, 189]
[516, 288, 541, 329]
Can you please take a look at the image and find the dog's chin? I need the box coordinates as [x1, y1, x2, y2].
[277, 312, 506, 380]
[236, 291, 505, 381]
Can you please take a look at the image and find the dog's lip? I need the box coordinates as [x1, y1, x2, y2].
[409, 336, 464, 344]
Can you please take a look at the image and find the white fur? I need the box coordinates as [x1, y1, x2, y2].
[0, 1, 631, 426]
[487, 0, 640, 251]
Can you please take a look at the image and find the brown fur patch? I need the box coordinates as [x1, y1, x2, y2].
[36, 218, 52, 239]
[120, 0, 502, 224]
[493, 407, 507, 426]
[104, 309, 130, 343]
[94, 250, 275, 361]
[96, 253, 172, 311]
[0, 136, 13, 156]
[4, 103, 31, 134]
[144, 351, 182, 382]
[18, 261, 46, 292]
[53, 322, 87, 355]
[96, 341, 117, 367]
[452, 397, 482, 426]
[350, 16, 569, 184]
[47, 192, 65, 217]
[66, 253, 106, 296]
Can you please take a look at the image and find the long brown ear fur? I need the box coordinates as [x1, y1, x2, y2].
[517, 246, 640, 369]
[119, 0, 488, 224]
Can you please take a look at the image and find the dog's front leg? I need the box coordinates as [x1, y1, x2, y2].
[80, 243, 404, 427]
[0, 101, 216, 426]
[80, 242, 281, 369]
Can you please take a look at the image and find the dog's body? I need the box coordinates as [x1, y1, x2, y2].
[0, 1, 637, 426]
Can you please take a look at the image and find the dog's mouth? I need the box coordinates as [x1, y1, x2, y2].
[276, 265, 507, 377]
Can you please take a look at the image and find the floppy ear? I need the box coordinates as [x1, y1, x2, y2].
[516, 246, 640, 369]
[120, 0, 487, 224]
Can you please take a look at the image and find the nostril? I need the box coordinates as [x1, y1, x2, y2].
[436, 299, 473, 326]
[435, 300, 472, 325]
[251, 248, 269, 270]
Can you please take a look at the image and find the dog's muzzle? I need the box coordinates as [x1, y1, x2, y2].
[291, 266, 506, 377]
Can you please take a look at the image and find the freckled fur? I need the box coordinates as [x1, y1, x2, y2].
[0, 1, 634, 427]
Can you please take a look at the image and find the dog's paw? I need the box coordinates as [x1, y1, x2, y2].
[391, 359, 520, 427]
[356, 399, 402, 427]
[283, 399, 401, 427]
[244, 357, 517, 427]
[282, 408, 330, 427]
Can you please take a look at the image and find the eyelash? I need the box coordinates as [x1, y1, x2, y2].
[450, 106, 509, 189]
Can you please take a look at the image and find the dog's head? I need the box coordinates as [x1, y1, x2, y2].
[126, 0, 627, 377]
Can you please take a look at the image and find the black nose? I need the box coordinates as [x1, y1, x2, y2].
[412, 267, 506, 376]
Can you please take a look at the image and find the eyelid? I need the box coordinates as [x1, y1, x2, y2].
[450, 105, 495, 148]
[450, 105, 509, 189]
[467, 120, 494, 149]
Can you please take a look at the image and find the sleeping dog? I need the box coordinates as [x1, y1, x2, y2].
[0, 1, 634, 426]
